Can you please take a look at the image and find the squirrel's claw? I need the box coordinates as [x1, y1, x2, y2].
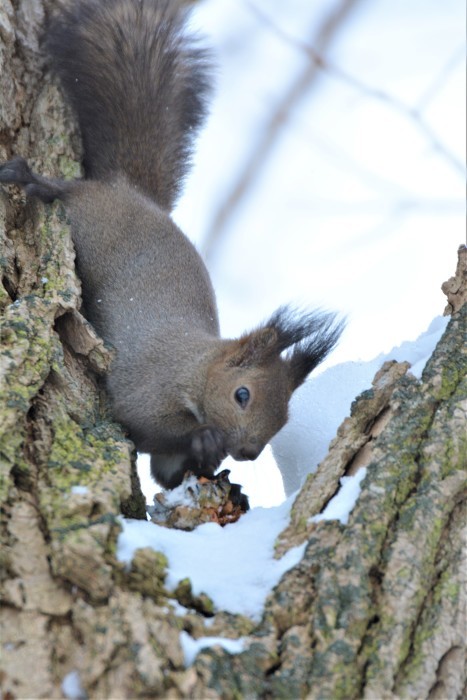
[190, 425, 227, 469]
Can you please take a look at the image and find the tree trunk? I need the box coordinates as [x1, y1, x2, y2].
[1, 3, 465, 699]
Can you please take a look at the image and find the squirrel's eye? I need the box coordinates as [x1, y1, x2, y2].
[234, 386, 250, 408]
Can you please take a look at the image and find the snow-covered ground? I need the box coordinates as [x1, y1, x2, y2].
[126, 0, 463, 655]
[118, 492, 305, 620]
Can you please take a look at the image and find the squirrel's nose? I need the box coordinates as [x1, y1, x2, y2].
[238, 446, 262, 461]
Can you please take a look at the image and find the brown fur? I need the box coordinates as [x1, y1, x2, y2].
[0, 0, 344, 490]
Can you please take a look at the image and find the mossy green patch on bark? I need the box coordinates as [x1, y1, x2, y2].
[174, 577, 216, 616]
[1, 204, 80, 500]
[1, 199, 145, 597]
[38, 406, 134, 536]
[124, 547, 168, 603]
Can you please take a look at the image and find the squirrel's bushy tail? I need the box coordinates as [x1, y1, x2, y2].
[46, 0, 210, 211]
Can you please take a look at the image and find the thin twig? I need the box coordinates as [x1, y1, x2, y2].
[249, 4, 465, 175]
[202, 0, 362, 260]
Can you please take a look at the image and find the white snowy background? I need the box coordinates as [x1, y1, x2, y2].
[108, 0, 464, 675]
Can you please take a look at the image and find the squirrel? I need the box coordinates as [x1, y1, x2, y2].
[0, 0, 344, 493]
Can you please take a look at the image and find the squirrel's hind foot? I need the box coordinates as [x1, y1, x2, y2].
[0, 156, 70, 203]
[0, 156, 34, 184]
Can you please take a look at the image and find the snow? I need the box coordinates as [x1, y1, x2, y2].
[62, 670, 86, 700]
[180, 632, 246, 666]
[70, 485, 89, 495]
[312, 468, 367, 525]
[118, 495, 306, 620]
[156, 474, 201, 508]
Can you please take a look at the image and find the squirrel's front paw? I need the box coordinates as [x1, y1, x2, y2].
[190, 426, 227, 470]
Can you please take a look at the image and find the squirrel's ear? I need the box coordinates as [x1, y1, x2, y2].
[226, 306, 344, 376]
[269, 306, 345, 389]
[227, 327, 278, 368]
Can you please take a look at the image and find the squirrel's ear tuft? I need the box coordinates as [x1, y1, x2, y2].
[227, 327, 278, 368]
[226, 305, 344, 375]
[267, 305, 345, 389]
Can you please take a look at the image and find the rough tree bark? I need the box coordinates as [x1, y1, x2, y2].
[1, 3, 465, 699]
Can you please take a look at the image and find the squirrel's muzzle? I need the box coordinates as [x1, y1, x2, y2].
[231, 445, 265, 462]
